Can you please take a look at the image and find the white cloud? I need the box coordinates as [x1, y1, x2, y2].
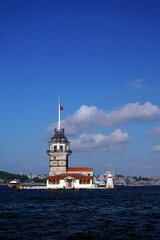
[127, 79, 145, 91]
[151, 145, 160, 152]
[70, 129, 129, 152]
[101, 101, 160, 127]
[148, 126, 160, 137]
[47, 102, 160, 136]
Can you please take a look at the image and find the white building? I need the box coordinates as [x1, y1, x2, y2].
[47, 170, 93, 189]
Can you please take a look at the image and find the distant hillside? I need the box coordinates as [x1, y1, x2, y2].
[0, 171, 46, 183]
[0, 171, 29, 182]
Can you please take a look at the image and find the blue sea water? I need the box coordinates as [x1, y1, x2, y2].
[0, 186, 160, 240]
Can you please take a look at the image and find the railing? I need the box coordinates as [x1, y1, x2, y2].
[47, 150, 72, 154]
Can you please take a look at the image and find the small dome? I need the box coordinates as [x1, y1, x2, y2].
[50, 128, 69, 143]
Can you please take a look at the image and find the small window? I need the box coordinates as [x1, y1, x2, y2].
[54, 146, 57, 152]
[87, 179, 90, 184]
[60, 145, 63, 152]
[79, 179, 82, 184]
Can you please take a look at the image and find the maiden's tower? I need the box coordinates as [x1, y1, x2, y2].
[46, 99, 93, 189]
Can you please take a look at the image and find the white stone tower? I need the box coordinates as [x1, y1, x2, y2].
[47, 98, 72, 176]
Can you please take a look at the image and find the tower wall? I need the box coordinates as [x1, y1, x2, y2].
[47, 128, 71, 176]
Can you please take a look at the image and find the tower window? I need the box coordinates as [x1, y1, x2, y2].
[54, 146, 57, 152]
[60, 145, 63, 152]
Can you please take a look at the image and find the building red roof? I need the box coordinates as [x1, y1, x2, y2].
[46, 173, 93, 180]
[67, 167, 93, 172]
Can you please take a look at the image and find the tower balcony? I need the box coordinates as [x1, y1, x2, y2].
[47, 149, 72, 156]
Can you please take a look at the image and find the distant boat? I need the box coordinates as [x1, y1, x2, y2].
[6, 179, 20, 190]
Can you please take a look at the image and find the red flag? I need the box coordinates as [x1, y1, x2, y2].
[60, 106, 63, 110]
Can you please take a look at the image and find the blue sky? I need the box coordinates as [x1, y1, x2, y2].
[0, 0, 160, 176]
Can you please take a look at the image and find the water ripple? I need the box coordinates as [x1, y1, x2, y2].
[0, 186, 160, 239]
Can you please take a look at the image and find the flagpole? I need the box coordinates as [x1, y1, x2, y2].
[58, 97, 60, 130]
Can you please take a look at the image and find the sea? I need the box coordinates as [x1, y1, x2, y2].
[0, 185, 160, 240]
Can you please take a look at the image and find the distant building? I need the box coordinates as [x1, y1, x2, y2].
[46, 99, 93, 189]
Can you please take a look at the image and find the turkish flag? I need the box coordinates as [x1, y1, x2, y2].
[60, 106, 63, 110]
